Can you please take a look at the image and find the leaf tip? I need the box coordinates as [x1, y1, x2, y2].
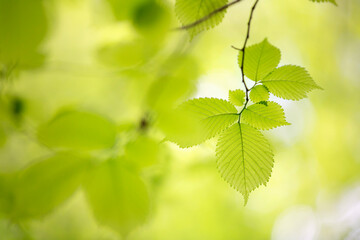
[243, 193, 249, 206]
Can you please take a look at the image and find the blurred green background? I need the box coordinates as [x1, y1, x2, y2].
[0, 0, 359, 239]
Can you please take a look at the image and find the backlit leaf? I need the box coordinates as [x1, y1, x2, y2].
[175, 0, 228, 38]
[160, 98, 238, 148]
[242, 101, 290, 130]
[238, 39, 281, 81]
[229, 89, 245, 107]
[216, 123, 274, 205]
[262, 65, 322, 100]
[250, 85, 270, 103]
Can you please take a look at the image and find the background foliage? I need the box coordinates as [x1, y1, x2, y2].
[0, 0, 359, 239]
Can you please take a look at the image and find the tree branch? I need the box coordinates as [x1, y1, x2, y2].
[173, 0, 245, 31]
[237, 0, 260, 121]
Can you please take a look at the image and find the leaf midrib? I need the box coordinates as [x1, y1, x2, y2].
[261, 79, 319, 87]
[238, 123, 247, 199]
[204, 112, 238, 120]
[254, 42, 266, 81]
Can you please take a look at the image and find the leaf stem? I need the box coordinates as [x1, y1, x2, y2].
[173, 0, 245, 31]
[237, 0, 260, 123]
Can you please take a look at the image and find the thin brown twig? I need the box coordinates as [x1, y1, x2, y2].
[173, 0, 245, 31]
[237, 0, 260, 120]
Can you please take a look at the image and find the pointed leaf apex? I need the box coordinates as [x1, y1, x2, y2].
[243, 194, 249, 206]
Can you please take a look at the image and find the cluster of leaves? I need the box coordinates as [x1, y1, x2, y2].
[0, 0, 333, 237]
[175, 0, 337, 38]
[163, 39, 321, 204]
[0, 1, 200, 237]
[0, 110, 163, 236]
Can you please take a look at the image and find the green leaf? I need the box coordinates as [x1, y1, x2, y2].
[310, 0, 337, 6]
[105, 0, 144, 21]
[228, 89, 245, 107]
[12, 153, 89, 219]
[238, 39, 281, 81]
[97, 38, 158, 68]
[175, 0, 228, 38]
[125, 135, 160, 169]
[0, 174, 13, 217]
[159, 98, 238, 148]
[0, 124, 6, 147]
[250, 85, 270, 103]
[0, 0, 48, 68]
[242, 101, 290, 130]
[216, 123, 274, 205]
[262, 65, 322, 100]
[132, 0, 171, 40]
[147, 55, 199, 112]
[38, 111, 117, 151]
[84, 159, 149, 236]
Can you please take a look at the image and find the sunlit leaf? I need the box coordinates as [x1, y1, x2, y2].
[238, 39, 281, 81]
[242, 101, 290, 130]
[84, 159, 149, 236]
[160, 98, 238, 148]
[249, 85, 269, 103]
[38, 111, 117, 151]
[229, 89, 245, 107]
[262, 65, 322, 100]
[216, 123, 274, 205]
[12, 153, 89, 219]
[175, 0, 228, 38]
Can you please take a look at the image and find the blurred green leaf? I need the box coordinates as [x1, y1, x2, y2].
[125, 135, 160, 169]
[229, 89, 246, 107]
[216, 123, 274, 205]
[242, 101, 290, 130]
[97, 38, 157, 68]
[175, 0, 228, 38]
[160, 98, 238, 148]
[262, 65, 322, 100]
[238, 39, 281, 81]
[84, 159, 149, 236]
[132, 0, 171, 40]
[147, 55, 199, 112]
[11, 153, 89, 219]
[0, 174, 13, 217]
[249, 85, 269, 103]
[0, 124, 6, 147]
[105, 0, 145, 21]
[0, 0, 47, 69]
[38, 111, 117, 151]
